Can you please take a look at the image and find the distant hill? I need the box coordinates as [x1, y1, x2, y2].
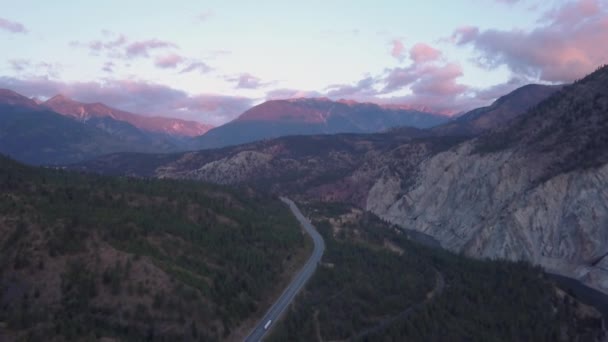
[192, 98, 448, 149]
[432, 84, 562, 136]
[43, 94, 213, 137]
[0, 89, 188, 165]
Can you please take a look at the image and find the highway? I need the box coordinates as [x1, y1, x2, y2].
[244, 197, 325, 342]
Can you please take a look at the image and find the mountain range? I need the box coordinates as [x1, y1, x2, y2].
[71, 66, 608, 295]
[0, 89, 457, 164]
[3, 82, 556, 166]
[0, 89, 207, 165]
[42, 94, 213, 137]
[193, 98, 449, 149]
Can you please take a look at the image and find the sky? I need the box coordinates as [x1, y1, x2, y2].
[1, 0, 607, 125]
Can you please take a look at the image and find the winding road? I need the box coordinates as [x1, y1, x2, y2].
[244, 197, 326, 342]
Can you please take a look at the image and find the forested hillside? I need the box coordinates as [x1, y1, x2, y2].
[269, 203, 605, 342]
[0, 155, 307, 341]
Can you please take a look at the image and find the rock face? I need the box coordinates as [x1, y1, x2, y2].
[368, 66, 608, 293]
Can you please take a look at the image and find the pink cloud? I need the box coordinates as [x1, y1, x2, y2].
[454, 0, 608, 82]
[411, 64, 467, 96]
[0, 17, 27, 33]
[409, 43, 442, 63]
[154, 54, 184, 69]
[541, 0, 601, 26]
[383, 62, 468, 97]
[390, 39, 405, 61]
[314, 41, 470, 113]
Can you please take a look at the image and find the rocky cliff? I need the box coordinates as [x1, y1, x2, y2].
[368, 66, 608, 293]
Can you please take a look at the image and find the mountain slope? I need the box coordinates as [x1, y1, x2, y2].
[72, 127, 456, 208]
[0, 89, 40, 109]
[0, 154, 306, 341]
[193, 98, 448, 149]
[269, 202, 604, 341]
[43, 95, 213, 137]
[72, 83, 564, 188]
[0, 104, 147, 165]
[368, 65, 608, 293]
[0, 89, 197, 165]
[432, 84, 562, 136]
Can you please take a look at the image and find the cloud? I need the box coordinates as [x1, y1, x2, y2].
[102, 61, 115, 73]
[180, 61, 212, 74]
[453, 0, 608, 82]
[266, 88, 323, 100]
[8, 59, 30, 72]
[494, 0, 520, 4]
[0, 76, 253, 125]
[71, 33, 210, 73]
[390, 39, 405, 61]
[450, 26, 480, 44]
[71, 34, 177, 60]
[224, 73, 277, 89]
[383, 62, 468, 96]
[382, 43, 467, 97]
[224, 73, 270, 89]
[175, 94, 254, 124]
[6, 60, 62, 78]
[70, 34, 127, 55]
[316, 42, 471, 114]
[541, 0, 601, 25]
[325, 77, 378, 98]
[0, 17, 27, 33]
[125, 39, 177, 58]
[409, 43, 442, 63]
[197, 10, 214, 21]
[154, 54, 184, 69]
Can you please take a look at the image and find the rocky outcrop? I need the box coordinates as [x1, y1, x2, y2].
[369, 142, 608, 292]
[163, 150, 275, 184]
[368, 65, 608, 294]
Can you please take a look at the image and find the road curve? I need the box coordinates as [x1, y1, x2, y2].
[244, 197, 325, 342]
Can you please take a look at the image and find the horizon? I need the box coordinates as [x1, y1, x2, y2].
[1, 0, 607, 125]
